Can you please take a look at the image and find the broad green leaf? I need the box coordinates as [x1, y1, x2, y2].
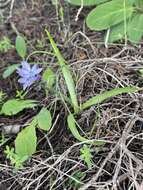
[37, 108, 52, 131]
[15, 124, 37, 158]
[127, 14, 143, 43]
[42, 68, 56, 89]
[86, 0, 133, 31]
[135, 0, 143, 8]
[108, 22, 126, 43]
[16, 36, 27, 59]
[2, 64, 19, 79]
[45, 30, 79, 113]
[67, 114, 105, 145]
[1, 99, 37, 116]
[81, 86, 139, 110]
[65, 0, 108, 6]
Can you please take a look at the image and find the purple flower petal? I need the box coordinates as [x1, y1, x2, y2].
[17, 61, 42, 90]
[31, 65, 42, 75]
[18, 78, 27, 84]
[17, 68, 30, 77]
[21, 61, 31, 71]
[23, 76, 37, 87]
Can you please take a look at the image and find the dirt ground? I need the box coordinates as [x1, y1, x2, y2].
[0, 0, 143, 189]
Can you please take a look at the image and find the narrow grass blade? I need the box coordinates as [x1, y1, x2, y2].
[67, 114, 105, 145]
[45, 29, 79, 113]
[81, 86, 139, 110]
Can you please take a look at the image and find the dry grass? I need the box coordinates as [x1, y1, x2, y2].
[0, 0, 143, 189]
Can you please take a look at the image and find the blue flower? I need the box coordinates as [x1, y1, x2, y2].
[17, 61, 42, 90]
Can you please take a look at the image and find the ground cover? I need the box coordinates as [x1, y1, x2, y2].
[0, 0, 143, 189]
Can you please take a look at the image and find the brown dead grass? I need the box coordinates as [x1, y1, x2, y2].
[0, 0, 143, 189]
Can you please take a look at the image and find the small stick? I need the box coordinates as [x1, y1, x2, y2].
[79, 116, 138, 190]
[75, 0, 83, 22]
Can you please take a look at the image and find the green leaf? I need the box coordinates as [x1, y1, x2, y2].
[65, 0, 108, 6]
[67, 171, 85, 189]
[2, 64, 19, 79]
[16, 36, 27, 59]
[67, 114, 105, 145]
[81, 86, 139, 110]
[108, 22, 126, 43]
[86, 0, 133, 31]
[15, 124, 37, 158]
[135, 0, 143, 8]
[127, 13, 143, 43]
[45, 30, 79, 113]
[42, 68, 56, 89]
[37, 108, 52, 131]
[67, 114, 88, 142]
[1, 99, 37, 116]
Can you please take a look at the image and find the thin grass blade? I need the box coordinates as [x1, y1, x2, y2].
[45, 29, 79, 113]
[67, 114, 105, 145]
[81, 86, 139, 110]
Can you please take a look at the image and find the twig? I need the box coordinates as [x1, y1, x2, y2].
[8, 0, 15, 19]
[79, 116, 138, 190]
[75, 0, 83, 22]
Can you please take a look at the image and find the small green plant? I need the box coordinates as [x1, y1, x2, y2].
[45, 30, 79, 113]
[0, 35, 54, 169]
[0, 36, 14, 52]
[0, 134, 8, 146]
[0, 90, 6, 104]
[16, 90, 27, 99]
[65, 171, 86, 189]
[1, 107, 52, 168]
[80, 144, 93, 169]
[66, 0, 143, 44]
[2, 35, 28, 80]
[4, 146, 28, 169]
[46, 30, 139, 145]
[1, 33, 140, 170]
